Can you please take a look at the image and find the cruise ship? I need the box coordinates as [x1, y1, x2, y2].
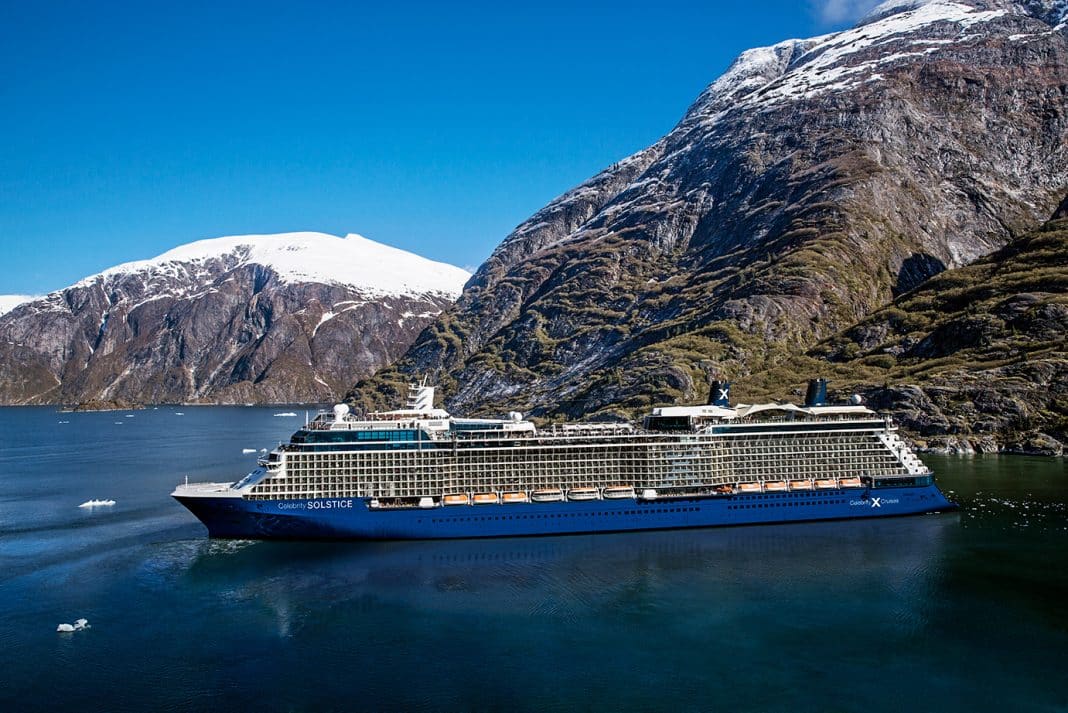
[172, 378, 956, 539]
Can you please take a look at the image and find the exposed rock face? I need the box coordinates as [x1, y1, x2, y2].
[350, 0, 1068, 420]
[0, 233, 469, 405]
[744, 201, 1068, 455]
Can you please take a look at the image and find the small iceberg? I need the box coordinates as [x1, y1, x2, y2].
[274, 412, 298, 417]
[125, 414, 135, 418]
[57, 420, 70, 424]
[57, 618, 90, 633]
[174, 412, 185, 416]
[242, 448, 258, 454]
[79, 499, 116, 508]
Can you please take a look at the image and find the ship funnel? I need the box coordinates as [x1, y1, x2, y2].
[804, 378, 828, 407]
[707, 380, 731, 407]
[333, 403, 350, 421]
[407, 379, 435, 411]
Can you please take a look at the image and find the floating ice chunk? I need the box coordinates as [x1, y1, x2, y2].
[79, 499, 116, 508]
[274, 412, 298, 417]
[125, 414, 134, 418]
[174, 412, 184, 416]
[242, 448, 258, 454]
[57, 623, 75, 632]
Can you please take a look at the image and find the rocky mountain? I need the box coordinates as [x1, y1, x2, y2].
[0, 233, 469, 405]
[349, 0, 1068, 420]
[741, 195, 1067, 455]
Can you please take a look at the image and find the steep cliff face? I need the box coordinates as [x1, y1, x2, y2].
[0, 233, 469, 405]
[776, 200, 1067, 455]
[350, 0, 1068, 418]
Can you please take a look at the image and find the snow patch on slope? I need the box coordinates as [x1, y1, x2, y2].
[693, 1, 1008, 115]
[0, 295, 37, 317]
[77, 232, 471, 299]
[860, 0, 930, 25]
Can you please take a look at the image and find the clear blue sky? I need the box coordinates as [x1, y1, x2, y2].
[0, 0, 868, 294]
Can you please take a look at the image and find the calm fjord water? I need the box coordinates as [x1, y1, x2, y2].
[0, 406, 1065, 712]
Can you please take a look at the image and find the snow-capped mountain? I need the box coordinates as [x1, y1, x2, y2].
[0, 232, 470, 405]
[351, 0, 1068, 421]
[79, 232, 468, 298]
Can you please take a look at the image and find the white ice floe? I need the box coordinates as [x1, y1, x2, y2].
[242, 448, 258, 454]
[174, 412, 184, 416]
[78, 499, 116, 508]
[273, 412, 298, 417]
[57, 618, 90, 633]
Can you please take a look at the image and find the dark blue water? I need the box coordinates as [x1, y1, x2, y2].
[1, 407, 1066, 712]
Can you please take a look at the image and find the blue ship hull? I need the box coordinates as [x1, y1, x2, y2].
[174, 484, 957, 540]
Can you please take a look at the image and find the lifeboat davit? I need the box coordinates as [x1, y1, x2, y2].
[602, 486, 636, 500]
[531, 489, 564, 503]
[567, 487, 600, 501]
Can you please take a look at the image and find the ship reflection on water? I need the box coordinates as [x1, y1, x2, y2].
[176, 514, 957, 638]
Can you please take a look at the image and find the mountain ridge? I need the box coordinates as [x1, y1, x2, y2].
[348, 0, 1068, 421]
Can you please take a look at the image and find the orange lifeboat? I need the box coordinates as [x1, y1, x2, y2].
[764, 481, 788, 492]
[443, 493, 470, 506]
[839, 477, 863, 488]
[738, 482, 761, 493]
[472, 492, 500, 505]
[790, 480, 813, 490]
[502, 491, 529, 504]
[815, 479, 837, 489]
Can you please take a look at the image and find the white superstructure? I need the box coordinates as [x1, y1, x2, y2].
[174, 379, 933, 508]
